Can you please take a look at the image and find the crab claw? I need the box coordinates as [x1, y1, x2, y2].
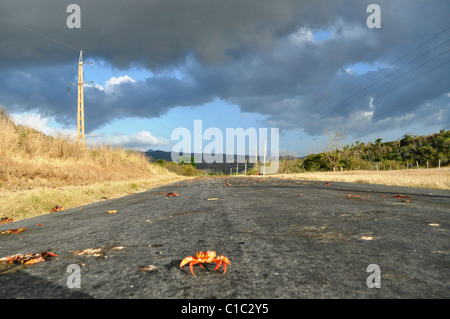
[180, 256, 197, 276]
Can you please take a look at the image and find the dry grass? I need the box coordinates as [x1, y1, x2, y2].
[0, 176, 188, 221]
[274, 167, 450, 190]
[0, 109, 188, 221]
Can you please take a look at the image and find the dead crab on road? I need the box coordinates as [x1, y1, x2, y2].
[0, 251, 59, 265]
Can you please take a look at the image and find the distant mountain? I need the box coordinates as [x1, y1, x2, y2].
[143, 149, 275, 173]
[143, 149, 174, 162]
[144, 149, 261, 163]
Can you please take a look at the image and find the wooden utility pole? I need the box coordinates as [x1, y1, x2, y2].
[263, 138, 267, 175]
[68, 51, 93, 146]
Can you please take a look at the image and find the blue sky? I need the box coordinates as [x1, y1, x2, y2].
[2, 0, 448, 158]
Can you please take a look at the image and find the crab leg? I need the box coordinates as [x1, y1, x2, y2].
[214, 255, 231, 274]
[213, 260, 222, 271]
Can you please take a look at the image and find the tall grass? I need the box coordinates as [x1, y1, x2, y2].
[0, 109, 171, 190]
[274, 167, 450, 190]
[0, 109, 187, 220]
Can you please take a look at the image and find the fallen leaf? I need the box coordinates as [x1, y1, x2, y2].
[324, 182, 331, 186]
[346, 194, 369, 199]
[428, 223, 440, 227]
[138, 265, 158, 272]
[74, 248, 103, 256]
[148, 192, 167, 197]
[107, 210, 117, 214]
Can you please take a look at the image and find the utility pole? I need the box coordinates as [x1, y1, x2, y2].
[68, 50, 93, 146]
[263, 138, 267, 175]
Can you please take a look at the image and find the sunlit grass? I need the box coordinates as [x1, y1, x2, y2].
[274, 167, 450, 190]
[0, 109, 188, 221]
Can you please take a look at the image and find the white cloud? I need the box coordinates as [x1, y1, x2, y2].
[10, 111, 168, 151]
[87, 130, 169, 150]
[98, 75, 137, 94]
[10, 111, 76, 138]
[288, 27, 314, 45]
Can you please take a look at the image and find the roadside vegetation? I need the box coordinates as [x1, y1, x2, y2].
[153, 157, 202, 177]
[274, 167, 450, 190]
[273, 129, 449, 189]
[277, 129, 449, 174]
[0, 108, 189, 221]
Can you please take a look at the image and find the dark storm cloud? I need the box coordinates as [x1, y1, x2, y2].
[0, 0, 339, 68]
[0, 0, 448, 136]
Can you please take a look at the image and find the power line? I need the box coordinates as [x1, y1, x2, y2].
[373, 59, 450, 100]
[336, 47, 450, 115]
[314, 26, 450, 115]
[281, 26, 450, 143]
[0, 17, 80, 52]
[0, 16, 192, 144]
[329, 40, 449, 115]
[314, 33, 450, 117]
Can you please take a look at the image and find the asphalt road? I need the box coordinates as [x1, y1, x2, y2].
[0, 176, 449, 299]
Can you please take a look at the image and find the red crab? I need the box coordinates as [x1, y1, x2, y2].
[167, 192, 179, 197]
[50, 205, 64, 213]
[180, 250, 230, 276]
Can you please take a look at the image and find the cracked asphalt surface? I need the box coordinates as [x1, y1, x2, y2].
[0, 176, 449, 299]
